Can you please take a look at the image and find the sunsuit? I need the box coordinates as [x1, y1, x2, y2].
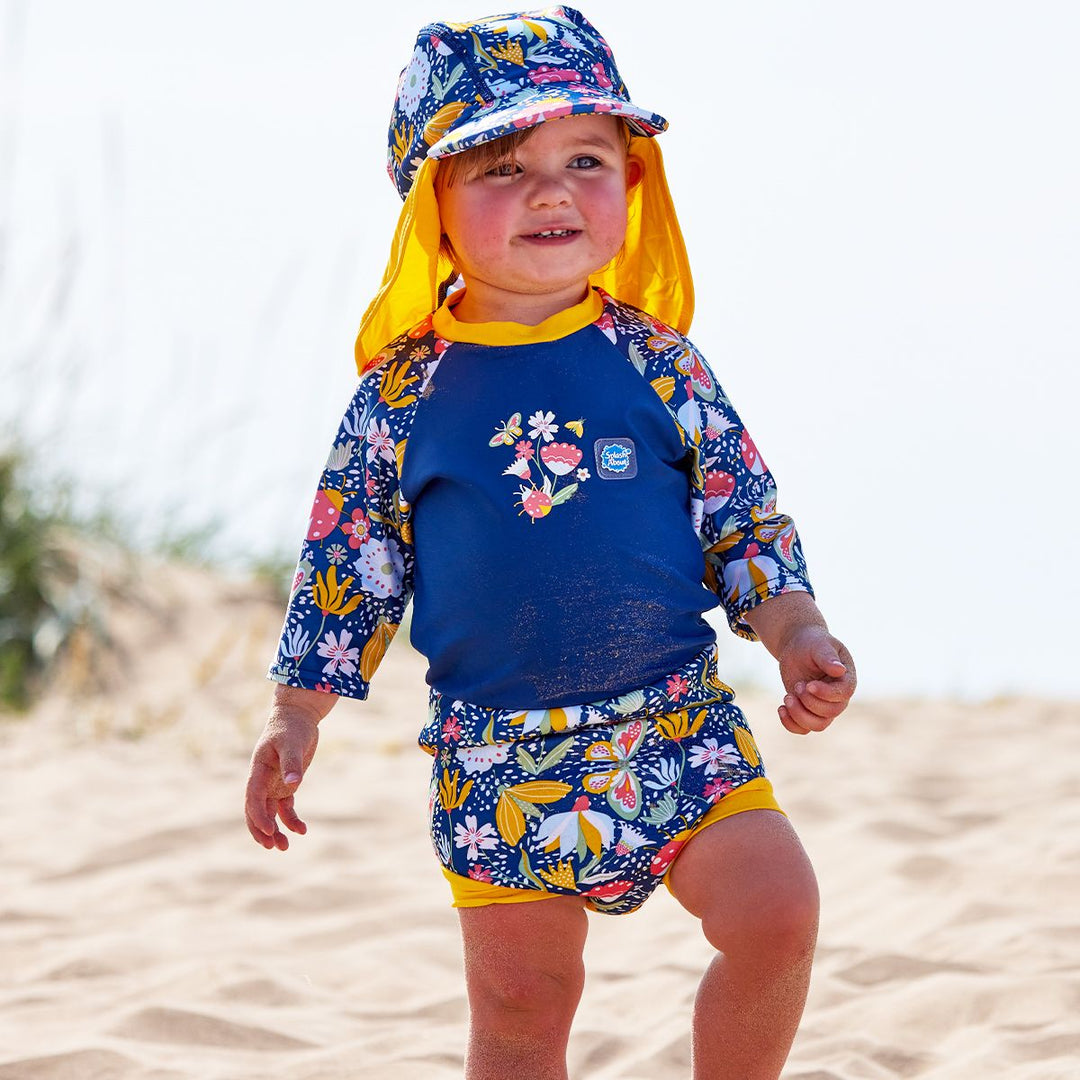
[269, 287, 813, 914]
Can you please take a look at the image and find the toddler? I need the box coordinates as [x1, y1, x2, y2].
[245, 8, 855, 1079]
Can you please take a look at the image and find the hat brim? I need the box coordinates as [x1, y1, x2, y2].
[427, 88, 667, 160]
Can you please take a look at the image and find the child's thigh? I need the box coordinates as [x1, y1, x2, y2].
[666, 809, 818, 934]
[458, 897, 589, 1005]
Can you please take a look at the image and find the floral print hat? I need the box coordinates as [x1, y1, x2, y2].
[355, 6, 695, 373]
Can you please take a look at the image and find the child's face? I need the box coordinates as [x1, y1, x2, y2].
[436, 115, 642, 323]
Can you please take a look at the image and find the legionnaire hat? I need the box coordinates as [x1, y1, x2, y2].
[356, 6, 694, 374]
[387, 6, 668, 200]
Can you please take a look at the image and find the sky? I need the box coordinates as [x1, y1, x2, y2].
[2, 0, 1078, 700]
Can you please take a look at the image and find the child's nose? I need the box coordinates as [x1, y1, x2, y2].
[527, 174, 573, 209]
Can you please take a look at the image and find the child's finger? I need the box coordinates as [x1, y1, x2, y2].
[782, 693, 832, 733]
[801, 679, 851, 704]
[277, 796, 307, 836]
[779, 704, 811, 735]
[246, 817, 275, 849]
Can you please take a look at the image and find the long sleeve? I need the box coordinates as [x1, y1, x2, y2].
[689, 375, 813, 639]
[267, 353, 423, 698]
[601, 291, 813, 642]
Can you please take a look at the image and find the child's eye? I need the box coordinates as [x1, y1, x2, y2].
[485, 161, 521, 178]
[569, 155, 603, 169]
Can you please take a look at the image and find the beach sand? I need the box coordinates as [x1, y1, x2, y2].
[2, 557, 1078, 1079]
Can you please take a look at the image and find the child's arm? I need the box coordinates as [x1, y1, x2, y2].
[244, 684, 338, 850]
[741, 592, 855, 735]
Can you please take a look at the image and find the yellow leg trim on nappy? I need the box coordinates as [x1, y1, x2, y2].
[442, 778, 783, 909]
[443, 866, 566, 908]
[663, 776, 783, 896]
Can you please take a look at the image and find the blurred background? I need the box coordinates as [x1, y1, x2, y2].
[2, 0, 1078, 700]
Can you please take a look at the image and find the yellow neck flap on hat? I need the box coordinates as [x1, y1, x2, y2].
[355, 138, 694, 375]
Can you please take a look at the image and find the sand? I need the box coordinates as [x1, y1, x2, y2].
[2, 556, 1078, 1079]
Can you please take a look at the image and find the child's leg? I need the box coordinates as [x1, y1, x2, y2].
[666, 809, 820, 1080]
[458, 896, 588, 1080]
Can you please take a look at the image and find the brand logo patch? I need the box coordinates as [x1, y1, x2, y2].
[594, 437, 637, 480]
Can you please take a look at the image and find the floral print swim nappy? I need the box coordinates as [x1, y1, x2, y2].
[428, 700, 767, 915]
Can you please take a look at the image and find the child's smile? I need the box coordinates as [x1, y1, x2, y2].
[436, 115, 642, 325]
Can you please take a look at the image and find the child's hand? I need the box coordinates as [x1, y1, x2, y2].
[245, 685, 335, 850]
[776, 626, 856, 735]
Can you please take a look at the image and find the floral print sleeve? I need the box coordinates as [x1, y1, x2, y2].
[599, 293, 813, 641]
[268, 319, 445, 697]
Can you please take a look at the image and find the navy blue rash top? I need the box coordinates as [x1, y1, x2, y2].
[399, 322, 719, 709]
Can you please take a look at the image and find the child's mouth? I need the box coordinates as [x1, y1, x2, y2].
[527, 229, 579, 240]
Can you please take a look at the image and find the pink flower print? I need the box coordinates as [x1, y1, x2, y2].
[514, 439, 535, 460]
[703, 404, 736, 439]
[512, 102, 574, 129]
[429, 34, 454, 59]
[314, 682, 334, 694]
[704, 779, 737, 803]
[740, 430, 767, 476]
[503, 457, 531, 480]
[454, 815, 498, 860]
[614, 823, 649, 856]
[576, 468, 590, 482]
[666, 674, 689, 702]
[341, 508, 373, 549]
[590, 61, 613, 88]
[704, 471, 736, 514]
[688, 737, 741, 776]
[442, 715, 463, 742]
[366, 418, 395, 464]
[365, 475, 378, 497]
[539, 441, 582, 477]
[527, 411, 559, 442]
[518, 486, 553, 521]
[317, 629, 360, 677]
[468, 864, 494, 883]
[434, 336, 451, 355]
[595, 311, 616, 343]
[528, 66, 582, 85]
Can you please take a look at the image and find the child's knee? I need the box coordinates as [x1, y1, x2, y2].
[468, 957, 585, 1028]
[702, 860, 819, 961]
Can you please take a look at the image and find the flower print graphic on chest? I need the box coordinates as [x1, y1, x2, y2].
[489, 410, 592, 522]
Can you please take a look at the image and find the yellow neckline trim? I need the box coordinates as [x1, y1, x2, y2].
[432, 289, 604, 346]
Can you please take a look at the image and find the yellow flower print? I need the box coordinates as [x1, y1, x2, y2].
[390, 123, 415, 168]
[311, 566, 363, 617]
[378, 361, 420, 409]
[423, 101, 469, 146]
[537, 860, 576, 890]
[359, 620, 398, 682]
[495, 780, 573, 845]
[439, 768, 473, 812]
[733, 726, 761, 768]
[649, 376, 675, 403]
[654, 708, 707, 742]
[489, 40, 524, 65]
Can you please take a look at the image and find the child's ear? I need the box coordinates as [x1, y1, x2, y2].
[625, 155, 644, 190]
